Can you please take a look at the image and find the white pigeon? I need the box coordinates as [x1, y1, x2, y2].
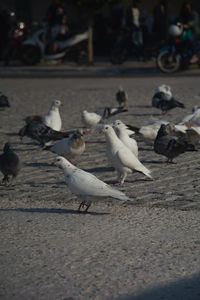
[54, 156, 130, 212]
[113, 120, 138, 157]
[102, 125, 153, 184]
[127, 119, 169, 142]
[47, 130, 85, 163]
[179, 107, 200, 125]
[43, 100, 62, 131]
[81, 110, 102, 130]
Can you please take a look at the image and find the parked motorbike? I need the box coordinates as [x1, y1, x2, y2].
[157, 23, 200, 73]
[110, 25, 158, 65]
[3, 12, 26, 65]
[20, 23, 89, 65]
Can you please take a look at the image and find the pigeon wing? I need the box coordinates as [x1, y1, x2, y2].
[68, 169, 128, 200]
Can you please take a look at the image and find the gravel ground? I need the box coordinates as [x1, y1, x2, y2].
[0, 77, 200, 300]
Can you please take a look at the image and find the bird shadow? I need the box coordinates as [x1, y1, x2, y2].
[141, 160, 165, 164]
[86, 140, 105, 144]
[104, 179, 118, 184]
[126, 178, 154, 183]
[83, 166, 115, 173]
[134, 105, 152, 108]
[6, 132, 19, 137]
[139, 147, 153, 151]
[16, 147, 39, 152]
[0, 207, 110, 216]
[24, 162, 52, 167]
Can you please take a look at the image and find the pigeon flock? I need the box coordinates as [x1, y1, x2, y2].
[1, 84, 200, 212]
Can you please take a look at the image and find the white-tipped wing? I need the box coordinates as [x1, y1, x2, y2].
[50, 137, 70, 155]
[67, 168, 129, 200]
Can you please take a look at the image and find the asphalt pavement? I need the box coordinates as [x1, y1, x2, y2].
[0, 76, 200, 299]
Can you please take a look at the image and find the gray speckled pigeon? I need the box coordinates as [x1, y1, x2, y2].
[18, 121, 72, 146]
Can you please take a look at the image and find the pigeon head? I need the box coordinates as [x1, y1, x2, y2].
[165, 123, 175, 134]
[82, 110, 88, 115]
[73, 129, 83, 139]
[102, 124, 115, 135]
[3, 142, 12, 153]
[113, 120, 126, 130]
[52, 100, 61, 108]
[157, 124, 168, 137]
[54, 156, 72, 169]
[155, 84, 172, 97]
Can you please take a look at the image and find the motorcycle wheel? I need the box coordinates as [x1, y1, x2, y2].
[157, 50, 180, 73]
[21, 45, 41, 65]
[110, 47, 128, 65]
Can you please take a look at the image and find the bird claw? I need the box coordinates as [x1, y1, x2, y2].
[78, 201, 91, 213]
[114, 181, 123, 185]
[1, 179, 10, 186]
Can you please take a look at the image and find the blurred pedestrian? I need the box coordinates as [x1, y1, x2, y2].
[45, 0, 67, 54]
[0, 7, 10, 60]
[131, 1, 143, 47]
[178, 1, 200, 63]
[50, 14, 70, 53]
[152, 0, 168, 44]
[45, 0, 66, 26]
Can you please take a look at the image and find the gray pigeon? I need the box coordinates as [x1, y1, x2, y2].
[0, 92, 10, 108]
[166, 123, 200, 150]
[102, 106, 128, 119]
[0, 143, 21, 185]
[152, 85, 184, 114]
[116, 86, 128, 108]
[154, 124, 197, 163]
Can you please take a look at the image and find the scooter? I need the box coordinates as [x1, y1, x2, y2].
[157, 23, 200, 73]
[20, 23, 89, 65]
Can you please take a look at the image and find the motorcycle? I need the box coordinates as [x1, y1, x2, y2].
[110, 25, 158, 65]
[157, 23, 200, 73]
[20, 23, 89, 65]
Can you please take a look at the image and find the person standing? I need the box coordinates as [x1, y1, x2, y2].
[178, 1, 200, 63]
[152, 0, 168, 44]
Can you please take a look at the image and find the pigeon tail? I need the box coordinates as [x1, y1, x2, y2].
[125, 124, 140, 134]
[139, 167, 153, 180]
[173, 99, 185, 109]
[185, 144, 198, 151]
[109, 187, 130, 201]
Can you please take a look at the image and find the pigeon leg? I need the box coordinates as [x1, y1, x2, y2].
[162, 110, 167, 115]
[166, 158, 173, 163]
[78, 201, 86, 212]
[83, 203, 91, 213]
[119, 173, 127, 185]
[2, 175, 10, 186]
